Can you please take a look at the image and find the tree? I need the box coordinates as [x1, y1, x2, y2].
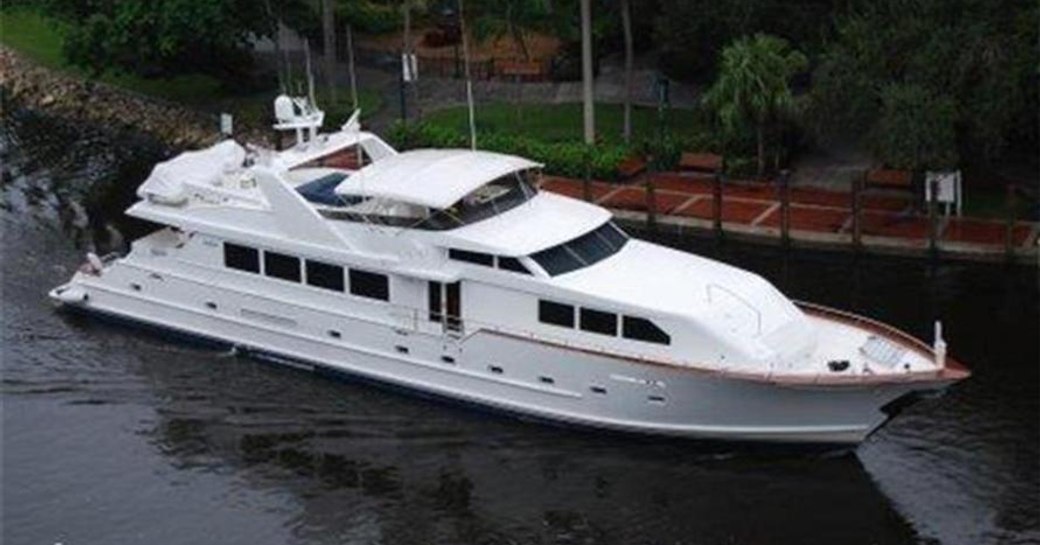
[811, 0, 1038, 165]
[871, 84, 958, 171]
[702, 34, 807, 176]
[50, 0, 278, 79]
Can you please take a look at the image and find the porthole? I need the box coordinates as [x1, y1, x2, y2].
[539, 376, 555, 385]
[590, 385, 607, 395]
[441, 355, 456, 364]
[648, 395, 666, 405]
[130, 283, 142, 291]
[488, 365, 504, 374]
[205, 301, 217, 310]
[328, 330, 342, 339]
[395, 345, 409, 354]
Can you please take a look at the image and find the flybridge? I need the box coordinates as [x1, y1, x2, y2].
[335, 149, 542, 209]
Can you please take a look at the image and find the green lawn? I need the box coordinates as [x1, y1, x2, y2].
[424, 102, 710, 145]
[0, 7, 382, 117]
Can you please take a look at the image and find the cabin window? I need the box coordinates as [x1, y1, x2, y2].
[539, 300, 575, 328]
[497, 256, 531, 275]
[264, 251, 301, 282]
[622, 316, 671, 345]
[580, 308, 618, 336]
[449, 248, 494, 267]
[224, 243, 259, 273]
[350, 268, 389, 301]
[306, 260, 344, 292]
[530, 222, 629, 276]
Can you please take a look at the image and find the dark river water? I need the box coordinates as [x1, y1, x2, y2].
[2, 106, 1038, 545]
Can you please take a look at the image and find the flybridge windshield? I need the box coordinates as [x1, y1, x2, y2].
[416, 170, 538, 230]
[531, 222, 629, 276]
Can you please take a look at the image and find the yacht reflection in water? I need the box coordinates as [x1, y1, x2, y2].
[126, 332, 919, 545]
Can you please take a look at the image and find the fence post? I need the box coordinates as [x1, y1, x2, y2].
[779, 169, 791, 247]
[928, 176, 939, 259]
[713, 169, 723, 240]
[646, 168, 657, 231]
[852, 172, 863, 251]
[1005, 184, 1016, 261]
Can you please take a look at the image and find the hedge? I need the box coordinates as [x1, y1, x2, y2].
[386, 122, 630, 181]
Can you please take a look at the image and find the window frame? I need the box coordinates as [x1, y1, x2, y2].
[448, 248, 495, 267]
[579, 307, 618, 336]
[305, 259, 345, 292]
[263, 250, 302, 282]
[622, 315, 671, 345]
[538, 300, 575, 328]
[497, 256, 531, 275]
[349, 268, 390, 301]
[223, 242, 260, 273]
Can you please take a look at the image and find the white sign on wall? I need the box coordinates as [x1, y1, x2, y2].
[925, 170, 963, 216]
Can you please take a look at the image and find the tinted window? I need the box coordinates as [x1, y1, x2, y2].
[622, 316, 671, 345]
[539, 300, 574, 328]
[449, 248, 494, 266]
[264, 251, 301, 282]
[305, 260, 344, 291]
[530, 244, 584, 276]
[350, 268, 389, 301]
[530, 222, 629, 277]
[497, 256, 531, 274]
[580, 308, 617, 336]
[224, 243, 259, 273]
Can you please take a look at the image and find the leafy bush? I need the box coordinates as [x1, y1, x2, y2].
[386, 122, 629, 180]
[340, 2, 402, 35]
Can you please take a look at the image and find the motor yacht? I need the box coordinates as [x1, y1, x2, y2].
[50, 113, 969, 445]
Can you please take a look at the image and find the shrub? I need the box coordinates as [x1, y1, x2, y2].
[386, 122, 629, 181]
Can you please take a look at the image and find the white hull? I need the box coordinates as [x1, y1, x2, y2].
[50, 262, 951, 445]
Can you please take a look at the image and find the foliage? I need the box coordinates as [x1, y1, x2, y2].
[422, 102, 713, 146]
[34, 0, 284, 79]
[653, 0, 829, 81]
[702, 34, 807, 175]
[387, 122, 630, 180]
[810, 0, 1038, 167]
[338, 0, 401, 34]
[871, 84, 958, 171]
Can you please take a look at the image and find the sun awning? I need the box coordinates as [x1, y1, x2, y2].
[334, 149, 542, 209]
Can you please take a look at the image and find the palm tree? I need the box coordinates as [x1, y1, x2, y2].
[703, 34, 807, 176]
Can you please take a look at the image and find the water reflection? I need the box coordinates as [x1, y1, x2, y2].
[3, 104, 1036, 545]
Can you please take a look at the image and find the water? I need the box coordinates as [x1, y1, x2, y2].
[2, 105, 1037, 545]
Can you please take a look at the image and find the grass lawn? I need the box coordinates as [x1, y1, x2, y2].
[423, 102, 710, 145]
[0, 7, 382, 117]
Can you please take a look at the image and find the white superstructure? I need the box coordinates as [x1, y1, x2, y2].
[50, 120, 969, 445]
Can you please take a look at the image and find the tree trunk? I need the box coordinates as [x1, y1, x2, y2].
[580, 0, 595, 144]
[620, 0, 633, 144]
[458, 0, 477, 149]
[321, 0, 336, 102]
